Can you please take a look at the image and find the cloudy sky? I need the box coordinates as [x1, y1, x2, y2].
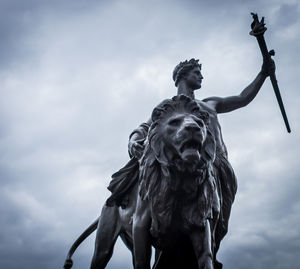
[0, 0, 299, 268]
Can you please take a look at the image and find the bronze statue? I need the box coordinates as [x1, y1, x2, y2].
[63, 13, 282, 269]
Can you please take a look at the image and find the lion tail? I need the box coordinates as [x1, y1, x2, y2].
[63, 218, 99, 269]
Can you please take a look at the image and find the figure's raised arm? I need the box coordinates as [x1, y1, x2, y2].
[203, 59, 275, 114]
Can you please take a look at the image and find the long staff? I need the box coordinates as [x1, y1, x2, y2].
[250, 13, 291, 133]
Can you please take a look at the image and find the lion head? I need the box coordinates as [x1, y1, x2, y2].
[146, 95, 215, 171]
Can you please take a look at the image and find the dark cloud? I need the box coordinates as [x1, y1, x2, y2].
[0, 0, 103, 70]
[275, 3, 300, 27]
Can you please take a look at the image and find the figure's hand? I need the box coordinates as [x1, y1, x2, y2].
[261, 56, 276, 77]
[129, 140, 145, 159]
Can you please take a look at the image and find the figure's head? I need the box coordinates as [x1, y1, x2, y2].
[172, 58, 203, 89]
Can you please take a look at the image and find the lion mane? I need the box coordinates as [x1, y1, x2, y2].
[139, 95, 217, 241]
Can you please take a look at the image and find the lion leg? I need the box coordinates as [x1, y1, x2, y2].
[90, 205, 121, 269]
[189, 220, 214, 269]
[213, 193, 233, 269]
[133, 194, 152, 269]
[211, 189, 221, 269]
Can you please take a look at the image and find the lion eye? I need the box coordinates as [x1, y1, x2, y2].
[168, 118, 182, 126]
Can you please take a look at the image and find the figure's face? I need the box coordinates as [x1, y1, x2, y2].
[185, 66, 203, 90]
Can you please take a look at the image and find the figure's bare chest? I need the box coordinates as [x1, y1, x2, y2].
[196, 101, 221, 137]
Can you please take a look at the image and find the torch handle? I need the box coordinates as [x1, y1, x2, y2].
[269, 72, 291, 133]
[256, 35, 270, 60]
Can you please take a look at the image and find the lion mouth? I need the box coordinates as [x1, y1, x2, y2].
[179, 139, 202, 163]
[180, 138, 202, 152]
[180, 139, 200, 151]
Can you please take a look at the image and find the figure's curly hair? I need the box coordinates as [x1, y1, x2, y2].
[172, 58, 202, 86]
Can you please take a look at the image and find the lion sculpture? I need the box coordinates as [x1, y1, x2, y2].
[64, 95, 220, 269]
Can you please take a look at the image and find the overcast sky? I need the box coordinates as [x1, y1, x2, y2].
[0, 0, 299, 269]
